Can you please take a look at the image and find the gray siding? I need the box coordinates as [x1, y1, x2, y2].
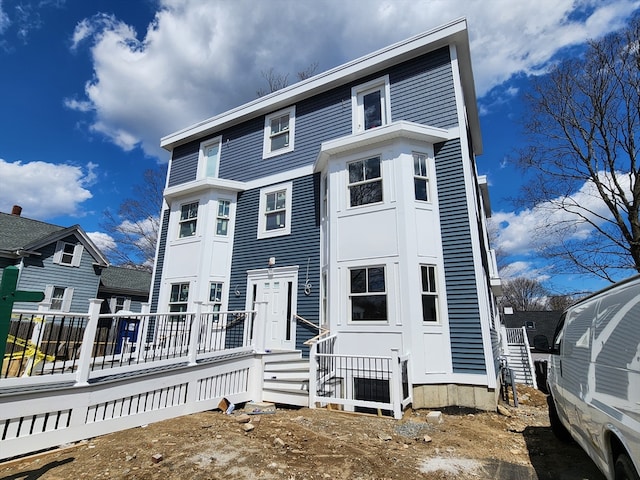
[14, 235, 101, 312]
[151, 209, 170, 311]
[0, 257, 16, 285]
[168, 47, 456, 186]
[435, 139, 486, 374]
[228, 174, 320, 354]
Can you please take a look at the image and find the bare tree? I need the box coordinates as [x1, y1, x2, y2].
[500, 277, 550, 311]
[517, 15, 640, 282]
[100, 168, 165, 271]
[547, 294, 575, 312]
[256, 63, 319, 97]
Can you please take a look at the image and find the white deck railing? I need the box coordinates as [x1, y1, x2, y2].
[309, 335, 412, 419]
[0, 300, 265, 460]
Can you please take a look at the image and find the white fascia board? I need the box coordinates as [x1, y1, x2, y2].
[314, 121, 456, 172]
[163, 178, 246, 202]
[161, 17, 473, 151]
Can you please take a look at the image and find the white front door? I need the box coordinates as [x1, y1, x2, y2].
[247, 266, 298, 351]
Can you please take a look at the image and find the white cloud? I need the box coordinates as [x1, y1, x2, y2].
[87, 231, 116, 253]
[490, 171, 629, 257]
[499, 261, 551, 282]
[64, 0, 640, 160]
[0, 159, 93, 219]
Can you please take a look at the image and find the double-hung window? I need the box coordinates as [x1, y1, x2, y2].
[413, 153, 429, 201]
[45, 285, 74, 312]
[420, 265, 438, 322]
[209, 282, 223, 321]
[349, 266, 387, 322]
[198, 137, 221, 178]
[258, 182, 292, 238]
[263, 106, 295, 158]
[351, 76, 391, 133]
[53, 240, 83, 267]
[169, 283, 189, 320]
[348, 157, 382, 207]
[178, 201, 198, 238]
[216, 200, 230, 236]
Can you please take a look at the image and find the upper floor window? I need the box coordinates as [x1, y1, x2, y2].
[216, 199, 230, 236]
[413, 153, 430, 201]
[53, 240, 83, 267]
[257, 182, 292, 239]
[349, 266, 387, 322]
[351, 76, 391, 133]
[348, 156, 382, 207]
[420, 265, 438, 322]
[263, 106, 295, 158]
[198, 136, 221, 178]
[178, 201, 198, 238]
[111, 296, 131, 313]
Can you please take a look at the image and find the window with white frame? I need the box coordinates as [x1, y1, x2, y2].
[198, 137, 222, 178]
[420, 265, 438, 322]
[263, 106, 295, 158]
[413, 153, 430, 201]
[348, 156, 382, 207]
[45, 285, 73, 312]
[178, 201, 199, 238]
[257, 182, 292, 238]
[111, 296, 131, 313]
[169, 283, 189, 319]
[351, 76, 390, 133]
[216, 199, 230, 236]
[53, 240, 83, 267]
[209, 282, 223, 321]
[349, 266, 387, 322]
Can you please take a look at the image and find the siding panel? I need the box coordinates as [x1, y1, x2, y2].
[435, 139, 486, 374]
[150, 209, 170, 311]
[228, 174, 320, 354]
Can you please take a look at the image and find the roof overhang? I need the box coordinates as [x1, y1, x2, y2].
[164, 177, 246, 202]
[160, 17, 481, 155]
[314, 121, 456, 172]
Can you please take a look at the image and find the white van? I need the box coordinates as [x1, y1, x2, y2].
[547, 275, 640, 480]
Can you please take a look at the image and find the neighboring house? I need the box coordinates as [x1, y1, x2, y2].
[152, 18, 503, 410]
[98, 266, 152, 314]
[503, 309, 563, 356]
[0, 206, 150, 313]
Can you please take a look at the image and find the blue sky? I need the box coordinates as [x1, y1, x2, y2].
[1, 0, 638, 296]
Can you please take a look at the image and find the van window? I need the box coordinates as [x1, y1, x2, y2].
[552, 314, 566, 354]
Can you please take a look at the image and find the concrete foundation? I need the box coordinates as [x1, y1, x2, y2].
[412, 383, 498, 411]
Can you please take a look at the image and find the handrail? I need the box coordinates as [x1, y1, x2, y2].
[294, 314, 330, 345]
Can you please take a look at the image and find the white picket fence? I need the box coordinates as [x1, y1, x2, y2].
[0, 300, 266, 460]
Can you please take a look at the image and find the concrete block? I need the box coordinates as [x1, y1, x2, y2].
[426, 411, 443, 424]
[245, 401, 276, 414]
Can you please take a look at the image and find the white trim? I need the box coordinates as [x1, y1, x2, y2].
[197, 136, 222, 179]
[257, 182, 293, 239]
[160, 18, 478, 151]
[262, 106, 296, 159]
[351, 75, 391, 133]
[52, 240, 83, 267]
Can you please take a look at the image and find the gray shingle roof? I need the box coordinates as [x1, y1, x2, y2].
[100, 266, 152, 295]
[0, 212, 64, 251]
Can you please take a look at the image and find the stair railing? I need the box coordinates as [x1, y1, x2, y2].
[294, 314, 330, 345]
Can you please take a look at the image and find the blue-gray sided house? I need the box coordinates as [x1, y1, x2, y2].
[0, 207, 151, 314]
[153, 18, 503, 409]
[0, 207, 109, 312]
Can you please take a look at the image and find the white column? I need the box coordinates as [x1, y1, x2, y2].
[75, 298, 103, 385]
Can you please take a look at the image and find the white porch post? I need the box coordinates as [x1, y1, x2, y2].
[188, 302, 203, 365]
[253, 301, 268, 353]
[75, 299, 103, 385]
[308, 341, 318, 409]
[390, 348, 402, 420]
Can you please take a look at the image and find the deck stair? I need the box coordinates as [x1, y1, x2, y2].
[261, 351, 310, 407]
[504, 328, 537, 388]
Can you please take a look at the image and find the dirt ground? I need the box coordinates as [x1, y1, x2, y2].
[0, 386, 605, 480]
